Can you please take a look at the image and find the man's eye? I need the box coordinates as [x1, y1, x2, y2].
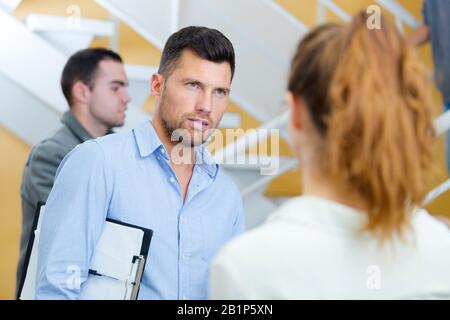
[215, 89, 227, 97]
[111, 86, 119, 92]
[187, 82, 199, 89]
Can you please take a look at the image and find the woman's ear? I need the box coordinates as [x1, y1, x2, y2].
[151, 73, 165, 97]
[286, 92, 302, 130]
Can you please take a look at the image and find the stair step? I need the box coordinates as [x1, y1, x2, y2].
[0, 0, 21, 14]
[26, 13, 115, 36]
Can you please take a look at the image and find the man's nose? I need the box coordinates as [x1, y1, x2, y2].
[122, 88, 131, 105]
[195, 91, 212, 114]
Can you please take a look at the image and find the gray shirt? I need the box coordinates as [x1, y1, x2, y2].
[423, 0, 450, 103]
[16, 111, 93, 296]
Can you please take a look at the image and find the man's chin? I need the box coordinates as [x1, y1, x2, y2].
[180, 135, 205, 147]
[108, 120, 125, 129]
[116, 115, 126, 126]
[171, 122, 216, 146]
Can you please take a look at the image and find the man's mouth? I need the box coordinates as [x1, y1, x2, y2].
[187, 118, 210, 129]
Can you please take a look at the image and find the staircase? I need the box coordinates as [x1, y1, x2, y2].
[1, 0, 450, 300]
[0, 0, 448, 227]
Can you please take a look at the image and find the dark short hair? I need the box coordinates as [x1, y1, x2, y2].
[61, 48, 123, 106]
[158, 26, 235, 80]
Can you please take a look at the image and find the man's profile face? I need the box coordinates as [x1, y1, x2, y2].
[157, 49, 232, 146]
[88, 60, 131, 129]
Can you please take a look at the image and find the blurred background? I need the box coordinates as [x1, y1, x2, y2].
[1, 0, 449, 299]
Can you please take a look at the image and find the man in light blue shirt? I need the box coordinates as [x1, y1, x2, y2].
[35, 26, 245, 299]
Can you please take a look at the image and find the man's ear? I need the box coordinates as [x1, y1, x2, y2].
[151, 73, 165, 97]
[286, 91, 302, 130]
[71, 81, 91, 105]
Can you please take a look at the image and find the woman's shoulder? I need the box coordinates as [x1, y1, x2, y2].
[214, 197, 335, 262]
[412, 208, 450, 248]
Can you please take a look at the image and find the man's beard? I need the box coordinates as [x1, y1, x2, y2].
[159, 89, 217, 147]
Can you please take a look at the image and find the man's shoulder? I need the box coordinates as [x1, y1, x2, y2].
[31, 124, 83, 158]
[29, 134, 72, 164]
[51, 125, 84, 150]
[93, 129, 134, 154]
[67, 129, 134, 165]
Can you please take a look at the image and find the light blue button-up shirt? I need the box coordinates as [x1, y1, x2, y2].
[35, 121, 245, 300]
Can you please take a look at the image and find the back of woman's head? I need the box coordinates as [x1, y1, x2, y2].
[288, 10, 436, 242]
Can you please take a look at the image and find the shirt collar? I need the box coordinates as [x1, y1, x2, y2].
[133, 120, 164, 158]
[269, 196, 368, 233]
[61, 110, 93, 142]
[194, 144, 219, 179]
[133, 121, 219, 179]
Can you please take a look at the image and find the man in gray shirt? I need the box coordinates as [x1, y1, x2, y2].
[409, 0, 450, 173]
[17, 48, 131, 295]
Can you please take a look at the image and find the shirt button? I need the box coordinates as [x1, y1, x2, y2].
[161, 149, 165, 154]
[182, 295, 187, 300]
[157, 156, 161, 160]
[169, 176, 175, 183]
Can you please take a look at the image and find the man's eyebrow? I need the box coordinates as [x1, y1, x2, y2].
[183, 78, 202, 84]
[215, 86, 230, 93]
[108, 80, 128, 86]
[183, 78, 230, 91]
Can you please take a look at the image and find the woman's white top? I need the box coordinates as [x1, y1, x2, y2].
[210, 196, 450, 299]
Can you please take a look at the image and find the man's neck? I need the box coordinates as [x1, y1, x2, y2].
[71, 107, 109, 138]
[151, 116, 196, 170]
[152, 116, 196, 202]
